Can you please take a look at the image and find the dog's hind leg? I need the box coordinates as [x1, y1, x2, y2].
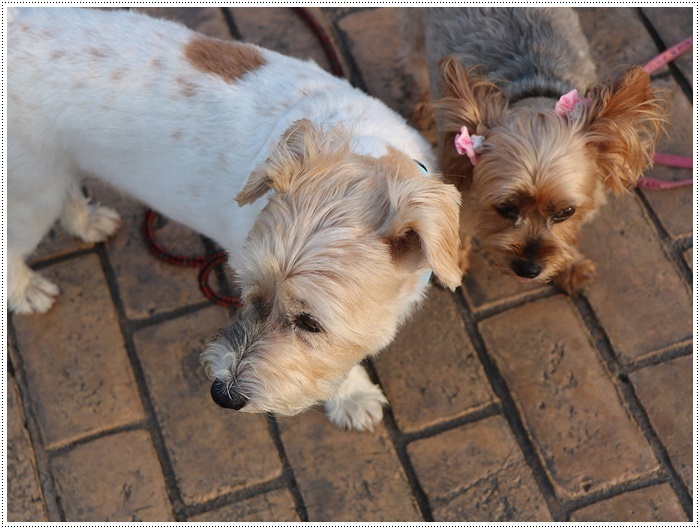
[59, 182, 121, 244]
[8, 142, 83, 314]
[324, 365, 388, 432]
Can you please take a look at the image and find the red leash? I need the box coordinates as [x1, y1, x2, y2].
[142, 8, 344, 308]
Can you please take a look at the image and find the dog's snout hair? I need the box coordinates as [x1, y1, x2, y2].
[200, 314, 257, 383]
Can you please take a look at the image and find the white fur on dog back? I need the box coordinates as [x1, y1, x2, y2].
[8, 7, 435, 252]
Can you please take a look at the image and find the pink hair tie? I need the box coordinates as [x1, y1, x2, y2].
[455, 126, 485, 166]
[555, 89, 592, 119]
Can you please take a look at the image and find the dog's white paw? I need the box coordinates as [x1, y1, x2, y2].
[9, 272, 60, 314]
[78, 205, 121, 243]
[62, 202, 121, 243]
[325, 365, 388, 432]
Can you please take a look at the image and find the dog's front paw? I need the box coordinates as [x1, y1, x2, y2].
[556, 258, 597, 295]
[324, 365, 388, 432]
[79, 205, 121, 243]
[62, 202, 121, 244]
[9, 272, 60, 314]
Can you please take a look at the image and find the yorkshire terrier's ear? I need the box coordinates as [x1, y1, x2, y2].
[583, 66, 669, 195]
[236, 119, 320, 206]
[434, 55, 506, 132]
[381, 171, 463, 290]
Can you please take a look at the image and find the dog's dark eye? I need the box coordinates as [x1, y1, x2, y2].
[495, 203, 519, 221]
[294, 313, 324, 333]
[552, 207, 575, 223]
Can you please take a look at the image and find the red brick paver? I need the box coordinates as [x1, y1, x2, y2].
[51, 431, 173, 521]
[279, 414, 422, 521]
[7, 375, 48, 522]
[7, 7, 692, 522]
[479, 296, 658, 501]
[188, 489, 300, 522]
[408, 416, 553, 522]
[12, 255, 145, 450]
[375, 288, 496, 432]
[569, 483, 688, 522]
[630, 355, 694, 494]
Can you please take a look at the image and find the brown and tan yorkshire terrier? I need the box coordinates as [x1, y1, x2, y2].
[415, 7, 667, 294]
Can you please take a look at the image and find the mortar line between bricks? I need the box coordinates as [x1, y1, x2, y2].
[450, 288, 566, 521]
[179, 474, 290, 520]
[395, 401, 503, 445]
[129, 300, 215, 332]
[636, 7, 694, 102]
[570, 295, 694, 519]
[561, 468, 668, 520]
[470, 286, 558, 322]
[220, 7, 243, 41]
[624, 339, 693, 374]
[676, 234, 693, 252]
[45, 420, 147, 457]
[6, 317, 65, 522]
[327, 14, 368, 91]
[94, 243, 188, 521]
[29, 246, 98, 271]
[364, 360, 434, 522]
[633, 188, 693, 287]
[265, 415, 310, 522]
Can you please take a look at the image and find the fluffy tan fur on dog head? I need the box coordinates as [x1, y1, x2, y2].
[201, 119, 461, 415]
[431, 57, 667, 292]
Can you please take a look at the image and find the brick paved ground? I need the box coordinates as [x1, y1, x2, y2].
[6, 7, 694, 522]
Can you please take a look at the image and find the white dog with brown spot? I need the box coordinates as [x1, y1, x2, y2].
[8, 7, 462, 431]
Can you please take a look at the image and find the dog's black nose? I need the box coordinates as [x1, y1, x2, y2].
[512, 259, 542, 279]
[210, 379, 248, 410]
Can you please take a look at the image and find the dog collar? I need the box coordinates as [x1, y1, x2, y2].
[414, 159, 428, 174]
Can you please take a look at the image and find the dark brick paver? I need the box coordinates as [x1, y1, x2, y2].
[568, 483, 688, 522]
[12, 255, 145, 450]
[480, 296, 659, 501]
[6, 7, 693, 522]
[408, 416, 553, 522]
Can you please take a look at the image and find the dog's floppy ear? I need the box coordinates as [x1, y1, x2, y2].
[382, 171, 463, 290]
[433, 55, 505, 133]
[236, 119, 319, 206]
[582, 66, 668, 195]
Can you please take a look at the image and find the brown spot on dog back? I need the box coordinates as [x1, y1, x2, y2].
[176, 76, 197, 97]
[50, 50, 64, 60]
[89, 48, 109, 59]
[111, 69, 125, 82]
[184, 37, 265, 84]
[150, 57, 164, 70]
[172, 130, 182, 141]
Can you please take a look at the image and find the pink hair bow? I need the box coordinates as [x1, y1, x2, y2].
[454, 126, 485, 166]
[555, 89, 591, 119]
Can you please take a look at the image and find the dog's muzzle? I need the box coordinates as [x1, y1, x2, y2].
[210, 379, 248, 410]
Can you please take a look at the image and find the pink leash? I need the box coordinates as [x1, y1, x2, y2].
[642, 36, 693, 75]
[637, 37, 693, 190]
